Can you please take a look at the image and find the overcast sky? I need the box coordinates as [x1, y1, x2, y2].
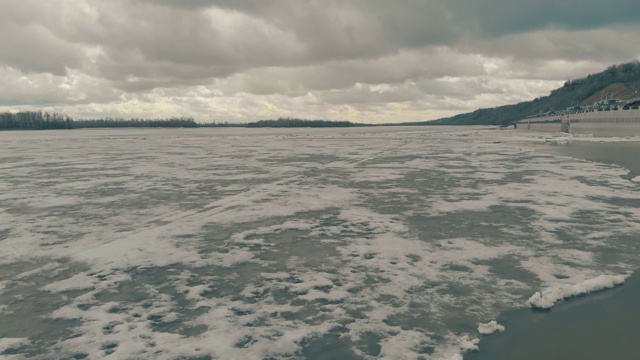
[1, 0, 639, 123]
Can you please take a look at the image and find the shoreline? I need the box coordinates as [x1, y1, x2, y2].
[465, 272, 640, 360]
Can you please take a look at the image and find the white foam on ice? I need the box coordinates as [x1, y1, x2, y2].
[2, 127, 640, 359]
[43, 272, 99, 293]
[527, 274, 628, 309]
[377, 330, 432, 360]
[544, 134, 573, 144]
[435, 334, 480, 360]
[477, 320, 505, 335]
[0, 338, 30, 356]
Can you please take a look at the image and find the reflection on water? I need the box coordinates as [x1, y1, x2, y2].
[522, 122, 640, 137]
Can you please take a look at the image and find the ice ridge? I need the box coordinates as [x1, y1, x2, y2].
[527, 274, 628, 309]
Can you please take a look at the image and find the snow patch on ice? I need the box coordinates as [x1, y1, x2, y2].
[528, 274, 628, 309]
[0, 338, 29, 353]
[477, 320, 505, 335]
[459, 336, 480, 352]
[438, 335, 480, 360]
[544, 134, 573, 144]
[43, 272, 99, 293]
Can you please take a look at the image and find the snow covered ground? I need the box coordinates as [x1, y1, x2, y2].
[1, 126, 639, 359]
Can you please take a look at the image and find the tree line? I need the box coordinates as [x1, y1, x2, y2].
[246, 117, 361, 128]
[0, 111, 73, 129]
[0, 112, 199, 130]
[74, 117, 197, 128]
[0, 113, 363, 130]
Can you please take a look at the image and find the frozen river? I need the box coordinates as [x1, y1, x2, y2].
[1, 126, 639, 359]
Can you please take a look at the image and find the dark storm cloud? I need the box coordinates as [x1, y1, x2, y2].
[2, 0, 638, 83]
[144, 0, 640, 48]
[127, 0, 640, 92]
[0, 0, 639, 121]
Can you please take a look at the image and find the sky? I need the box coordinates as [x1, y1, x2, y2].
[1, 0, 639, 123]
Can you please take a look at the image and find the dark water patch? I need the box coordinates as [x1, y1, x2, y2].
[415, 343, 435, 355]
[501, 169, 542, 184]
[93, 280, 152, 304]
[239, 285, 271, 304]
[0, 229, 10, 241]
[270, 287, 298, 305]
[260, 228, 312, 246]
[0, 343, 28, 355]
[244, 310, 280, 328]
[151, 319, 186, 335]
[408, 206, 538, 244]
[235, 335, 257, 348]
[299, 328, 361, 360]
[473, 256, 540, 287]
[197, 263, 270, 302]
[354, 331, 383, 357]
[239, 217, 346, 270]
[0, 302, 82, 357]
[571, 175, 631, 189]
[569, 208, 631, 226]
[101, 341, 118, 351]
[443, 264, 471, 272]
[551, 226, 604, 247]
[406, 253, 421, 262]
[180, 324, 209, 337]
[280, 305, 335, 325]
[92, 266, 213, 336]
[101, 321, 121, 335]
[0, 261, 90, 355]
[591, 234, 640, 265]
[123, 266, 182, 288]
[405, 280, 445, 296]
[544, 140, 640, 179]
[436, 282, 476, 299]
[375, 294, 403, 307]
[77, 303, 94, 311]
[300, 168, 356, 187]
[201, 211, 329, 251]
[0, 259, 63, 279]
[384, 305, 435, 331]
[176, 356, 213, 360]
[593, 196, 640, 208]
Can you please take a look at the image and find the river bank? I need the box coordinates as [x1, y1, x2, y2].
[466, 133, 640, 360]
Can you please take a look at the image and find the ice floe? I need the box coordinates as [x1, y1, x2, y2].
[544, 134, 573, 144]
[527, 274, 628, 309]
[477, 320, 505, 335]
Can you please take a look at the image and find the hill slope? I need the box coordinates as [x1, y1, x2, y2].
[427, 61, 640, 125]
[580, 83, 637, 105]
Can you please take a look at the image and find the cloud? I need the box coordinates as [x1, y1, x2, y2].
[0, 0, 639, 122]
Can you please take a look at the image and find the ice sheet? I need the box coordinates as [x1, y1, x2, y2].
[1, 127, 639, 359]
